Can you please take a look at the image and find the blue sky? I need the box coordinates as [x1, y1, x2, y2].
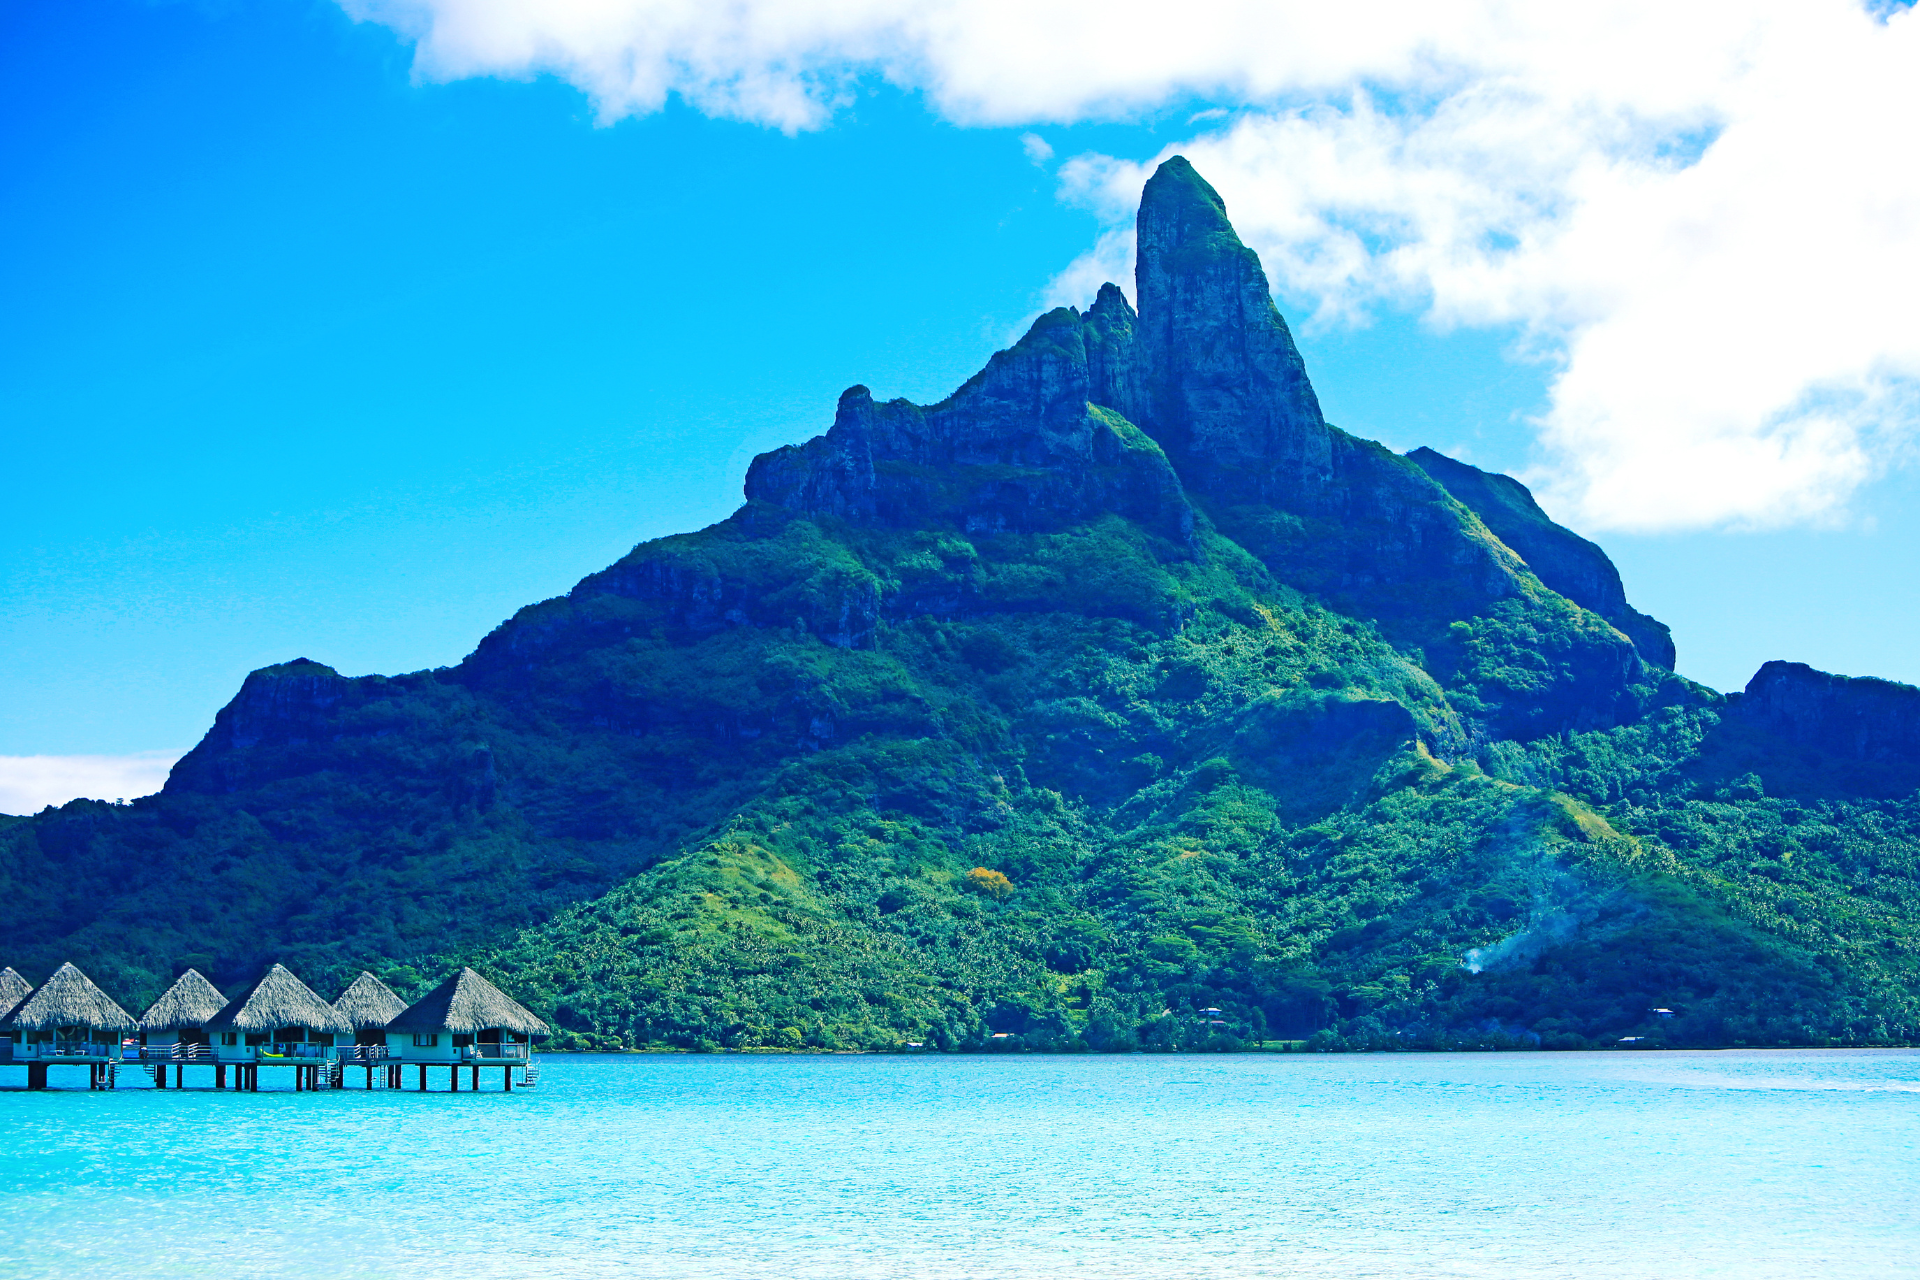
[3, 0, 1918, 808]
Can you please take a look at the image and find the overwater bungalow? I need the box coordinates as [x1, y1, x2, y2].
[137, 969, 227, 1088]
[386, 967, 547, 1091]
[204, 963, 351, 1091]
[333, 970, 408, 1089]
[1, 962, 137, 1090]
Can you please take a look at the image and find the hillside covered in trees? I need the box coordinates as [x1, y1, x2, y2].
[5, 158, 1918, 1052]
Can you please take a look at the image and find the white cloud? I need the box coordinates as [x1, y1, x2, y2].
[0, 753, 181, 815]
[342, 0, 1920, 531]
[1020, 132, 1054, 165]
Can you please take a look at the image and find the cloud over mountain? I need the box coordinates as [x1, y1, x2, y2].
[0, 753, 180, 815]
[343, 0, 1920, 531]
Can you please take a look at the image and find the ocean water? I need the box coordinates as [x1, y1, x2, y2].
[1, 1050, 1914, 1279]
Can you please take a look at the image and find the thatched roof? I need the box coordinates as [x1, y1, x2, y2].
[333, 971, 408, 1030]
[205, 964, 350, 1035]
[140, 969, 227, 1032]
[386, 968, 548, 1036]
[2, 962, 136, 1033]
[0, 967, 32, 1019]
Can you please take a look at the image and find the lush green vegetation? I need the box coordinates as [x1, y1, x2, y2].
[6, 492, 1915, 1054]
[17, 151, 1905, 1052]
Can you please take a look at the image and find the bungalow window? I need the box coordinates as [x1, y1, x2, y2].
[452, 1035, 474, 1048]
[220, 1032, 238, 1046]
[413, 1033, 439, 1048]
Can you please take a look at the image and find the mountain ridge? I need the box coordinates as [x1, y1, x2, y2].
[5, 157, 1918, 1053]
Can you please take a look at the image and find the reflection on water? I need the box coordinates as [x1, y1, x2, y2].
[2, 1049, 1914, 1278]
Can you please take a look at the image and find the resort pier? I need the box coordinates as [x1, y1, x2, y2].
[2, 961, 547, 1092]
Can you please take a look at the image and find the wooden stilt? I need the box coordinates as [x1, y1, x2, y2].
[176, 1064, 183, 1089]
[450, 1064, 459, 1092]
[418, 1064, 426, 1091]
[504, 1065, 511, 1092]
[28, 1062, 47, 1090]
[471, 1064, 479, 1091]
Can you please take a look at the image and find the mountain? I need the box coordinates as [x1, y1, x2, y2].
[4, 158, 1917, 1052]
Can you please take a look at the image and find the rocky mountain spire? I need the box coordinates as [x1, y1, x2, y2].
[730, 154, 1666, 714]
[1133, 157, 1329, 504]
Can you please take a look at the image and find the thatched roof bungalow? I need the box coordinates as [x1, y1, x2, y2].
[139, 970, 227, 1047]
[386, 968, 547, 1063]
[0, 967, 32, 1019]
[333, 971, 407, 1046]
[1, 962, 135, 1056]
[204, 964, 350, 1061]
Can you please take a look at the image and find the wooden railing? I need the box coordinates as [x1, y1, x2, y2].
[462, 1043, 530, 1060]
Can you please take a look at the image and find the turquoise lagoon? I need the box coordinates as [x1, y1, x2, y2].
[2, 1050, 1914, 1278]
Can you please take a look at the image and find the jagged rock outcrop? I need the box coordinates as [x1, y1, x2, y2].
[465, 155, 1661, 742]
[1408, 447, 1675, 668]
[1129, 157, 1324, 485]
[744, 307, 1193, 543]
[167, 660, 360, 793]
[1735, 661, 1920, 764]
[1116, 159, 1543, 631]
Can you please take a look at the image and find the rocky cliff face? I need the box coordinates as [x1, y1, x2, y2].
[1737, 661, 1920, 764]
[201, 159, 1672, 760]
[715, 156, 1655, 739]
[1129, 157, 1326, 495]
[167, 660, 362, 793]
[743, 306, 1194, 544]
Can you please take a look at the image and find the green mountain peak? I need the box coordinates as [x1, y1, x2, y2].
[5, 160, 1917, 1055]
